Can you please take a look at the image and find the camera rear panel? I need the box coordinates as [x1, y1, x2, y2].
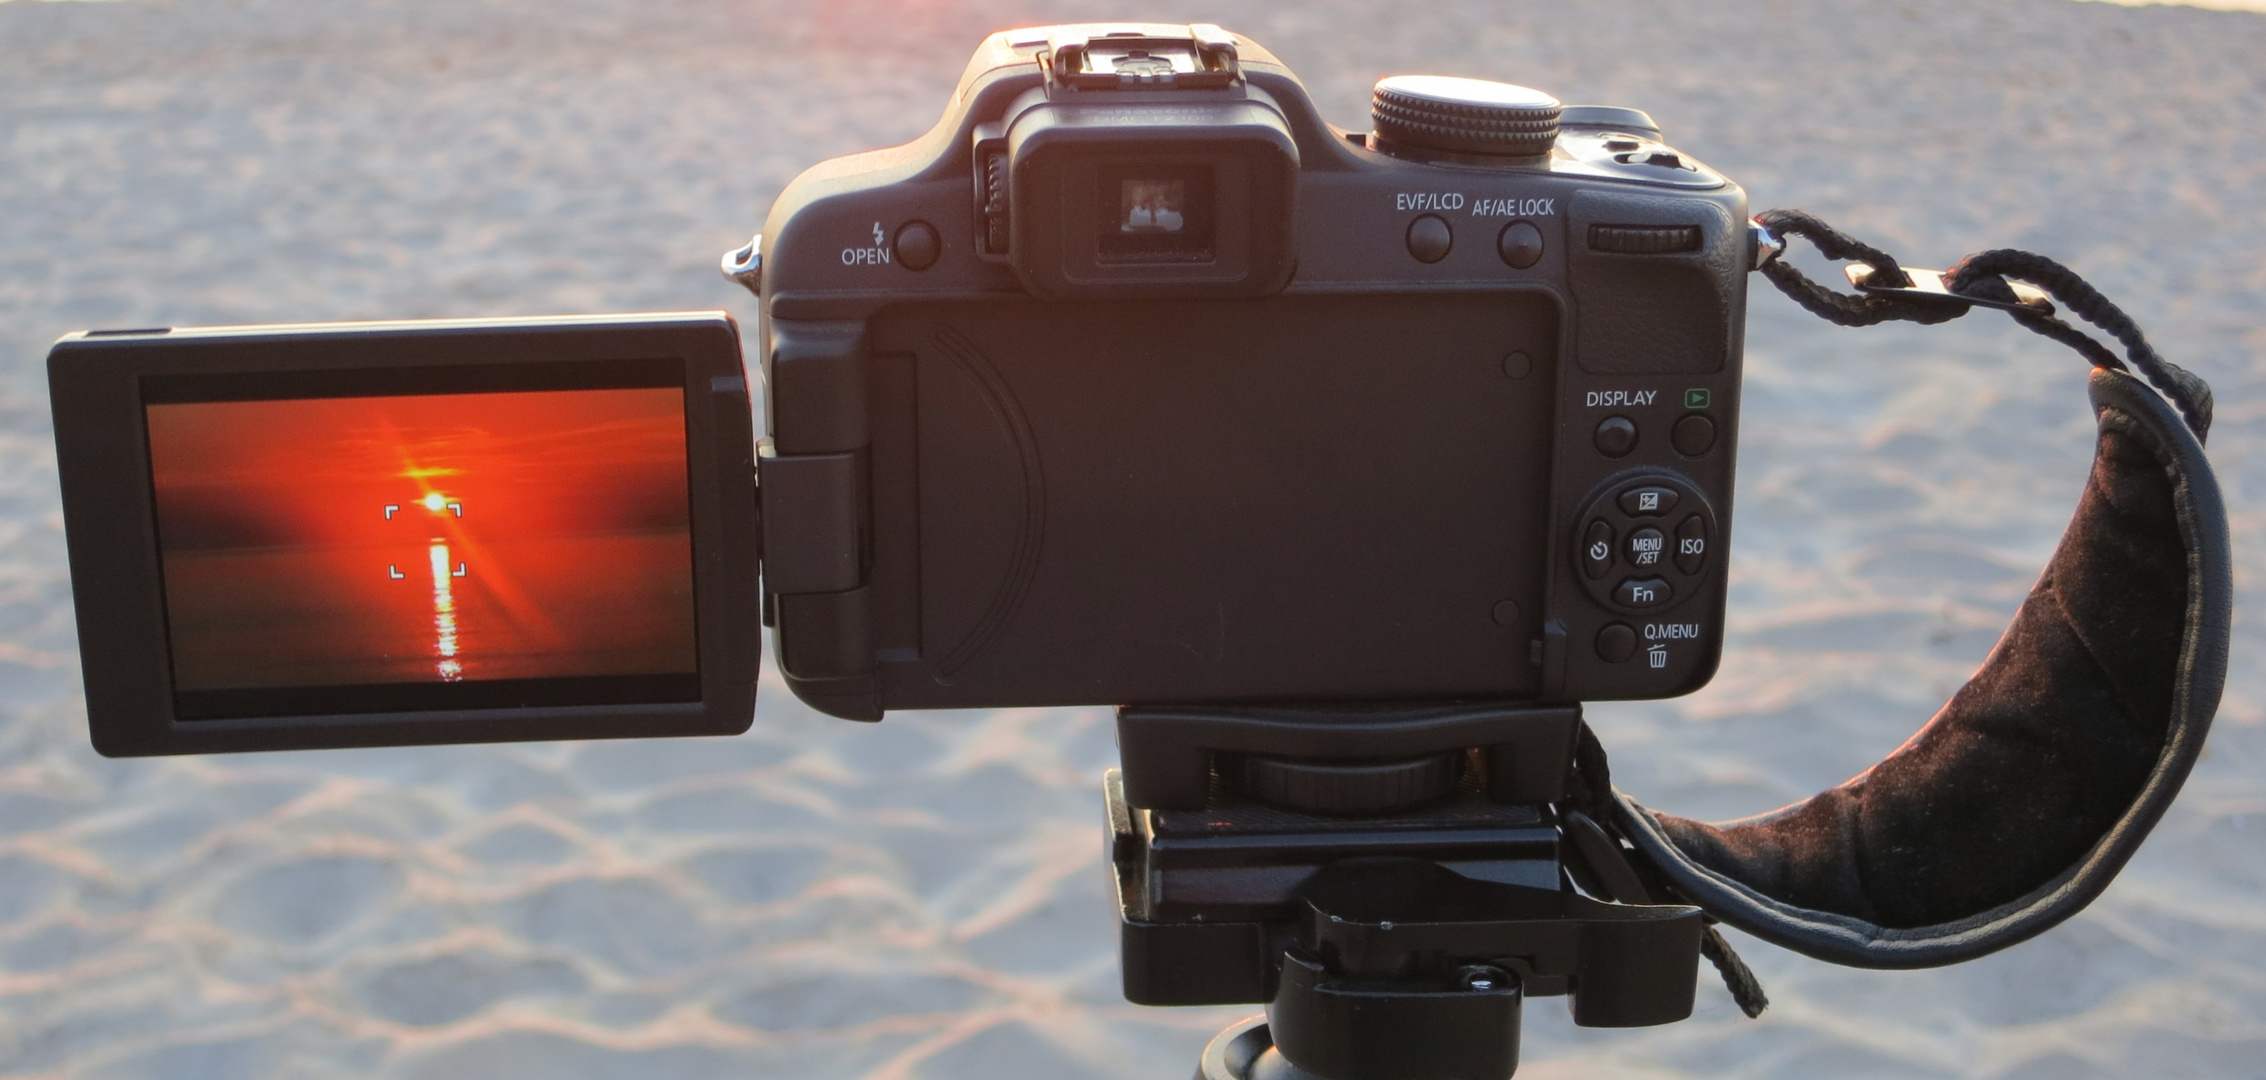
[757, 24, 1748, 719]
[865, 293, 1557, 707]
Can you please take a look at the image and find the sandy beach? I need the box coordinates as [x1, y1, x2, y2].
[2, 0, 2264, 1076]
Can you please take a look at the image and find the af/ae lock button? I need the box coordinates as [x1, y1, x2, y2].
[1498, 221, 1544, 268]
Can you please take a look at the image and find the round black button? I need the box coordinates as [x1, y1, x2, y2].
[1671, 412, 1716, 456]
[1498, 221, 1544, 268]
[1617, 486, 1679, 517]
[1502, 351, 1532, 379]
[1491, 599, 1521, 626]
[894, 221, 940, 271]
[1594, 415, 1637, 457]
[1614, 577, 1673, 608]
[1596, 623, 1637, 663]
[1625, 526, 1666, 571]
[1406, 215, 1453, 263]
[1581, 519, 1615, 579]
[1674, 513, 1710, 574]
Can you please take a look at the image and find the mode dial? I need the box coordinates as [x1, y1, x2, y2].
[1371, 75, 1561, 160]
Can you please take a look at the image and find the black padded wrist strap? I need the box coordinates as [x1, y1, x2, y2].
[1614, 366, 2230, 968]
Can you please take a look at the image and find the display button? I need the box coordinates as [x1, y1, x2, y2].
[1675, 514, 1710, 574]
[1593, 416, 1637, 457]
[1617, 486, 1678, 517]
[1595, 623, 1637, 663]
[1672, 412, 1716, 456]
[1407, 214, 1453, 263]
[894, 221, 941, 270]
[1582, 519, 1615, 579]
[1614, 577, 1673, 608]
[1498, 221, 1544, 269]
[1625, 526, 1666, 570]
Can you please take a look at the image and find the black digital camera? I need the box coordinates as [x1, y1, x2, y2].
[747, 23, 1749, 722]
[49, 21, 1750, 752]
[43, 19, 1759, 1069]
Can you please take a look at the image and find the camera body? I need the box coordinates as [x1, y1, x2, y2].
[754, 24, 1750, 720]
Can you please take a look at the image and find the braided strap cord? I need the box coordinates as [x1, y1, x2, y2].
[1755, 210, 2213, 440]
[1754, 209, 1966, 327]
[1945, 249, 2215, 438]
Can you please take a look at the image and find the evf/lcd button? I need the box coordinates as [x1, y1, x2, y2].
[1406, 214, 1453, 263]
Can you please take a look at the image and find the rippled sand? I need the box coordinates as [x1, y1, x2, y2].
[2, 0, 2264, 1076]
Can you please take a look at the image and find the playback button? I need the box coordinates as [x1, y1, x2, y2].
[1614, 577, 1673, 608]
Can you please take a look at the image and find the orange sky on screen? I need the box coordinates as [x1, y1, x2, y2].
[146, 387, 690, 551]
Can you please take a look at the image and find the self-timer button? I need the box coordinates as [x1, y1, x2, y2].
[1675, 514, 1710, 574]
[1615, 577, 1673, 608]
[1582, 519, 1615, 579]
[1617, 486, 1678, 517]
[1625, 526, 1666, 570]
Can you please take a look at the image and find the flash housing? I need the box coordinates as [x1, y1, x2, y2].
[48, 313, 761, 757]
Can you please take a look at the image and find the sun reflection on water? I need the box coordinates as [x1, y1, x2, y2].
[429, 539, 462, 681]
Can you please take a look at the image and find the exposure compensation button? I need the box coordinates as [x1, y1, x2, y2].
[1617, 485, 1678, 517]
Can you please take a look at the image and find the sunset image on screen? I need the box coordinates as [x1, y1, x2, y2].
[145, 387, 696, 692]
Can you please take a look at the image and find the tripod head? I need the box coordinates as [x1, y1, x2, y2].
[1107, 702, 1707, 1080]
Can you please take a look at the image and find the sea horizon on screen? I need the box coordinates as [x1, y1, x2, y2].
[144, 387, 697, 691]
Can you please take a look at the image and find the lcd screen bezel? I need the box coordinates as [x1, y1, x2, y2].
[49, 313, 760, 757]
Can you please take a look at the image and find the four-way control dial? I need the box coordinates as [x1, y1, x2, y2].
[1571, 474, 1717, 616]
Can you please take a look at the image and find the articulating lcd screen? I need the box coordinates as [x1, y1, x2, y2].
[144, 385, 698, 718]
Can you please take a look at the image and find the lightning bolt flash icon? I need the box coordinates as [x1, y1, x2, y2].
[873, 221, 885, 246]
